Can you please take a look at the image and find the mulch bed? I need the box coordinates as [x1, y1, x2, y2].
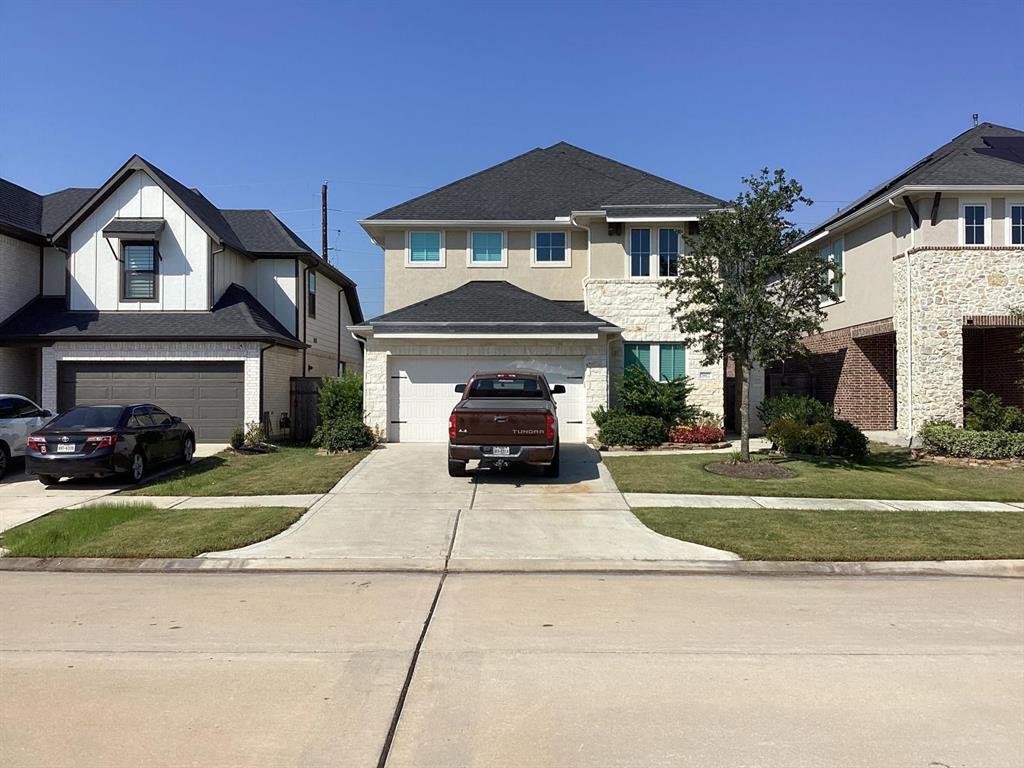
[704, 461, 795, 480]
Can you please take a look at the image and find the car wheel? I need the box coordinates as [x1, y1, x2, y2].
[448, 459, 467, 478]
[543, 445, 560, 478]
[128, 452, 146, 484]
[0, 443, 8, 479]
[182, 436, 195, 465]
[36, 474, 59, 486]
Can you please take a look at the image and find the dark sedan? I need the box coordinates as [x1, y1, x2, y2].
[25, 404, 196, 485]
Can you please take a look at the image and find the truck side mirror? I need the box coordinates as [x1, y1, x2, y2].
[551, 385, 566, 395]
[454, 384, 466, 394]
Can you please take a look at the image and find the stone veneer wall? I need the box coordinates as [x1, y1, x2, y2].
[362, 338, 609, 440]
[584, 279, 724, 418]
[41, 342, 262, 426]
[893, 247, 1024, 435]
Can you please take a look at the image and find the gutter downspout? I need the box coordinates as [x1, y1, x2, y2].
[906, 211, 915, 440]
[259, 342, 274, 436]
[337, 287, 343, 375]
[301, 263, 311, 375]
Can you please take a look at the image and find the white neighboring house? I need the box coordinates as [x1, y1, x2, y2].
[353, 142, 729, 443]
[0, 155, 363, 442]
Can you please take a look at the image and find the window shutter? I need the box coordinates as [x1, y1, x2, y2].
[624, 343, 651, 376]
[659, 344, 685, 381]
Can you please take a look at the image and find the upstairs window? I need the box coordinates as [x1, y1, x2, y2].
[122, 243, 158, 300]
[1009, 203, 1024, 245]
[629, 228, 651, 277]
[307, 270, 317, 318]
[962, 203, 987, 245]
[819, 238, 844, 301]
[658, 228, 679, 277]
[408, 231, 444, 266]
[534, 232, 567, 265]
[470, 232, 505, 265]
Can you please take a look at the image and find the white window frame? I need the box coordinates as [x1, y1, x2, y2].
[627, 227, 653, 279]
[818, 237, 845, 307]
[531, 230, 572, 268]
[656, 227, 681, 278]
[959, 199, 990, 246]
[405, 230, 446, 268]
[1005, 199, 1024, 246]
[467, 231, 507, 268]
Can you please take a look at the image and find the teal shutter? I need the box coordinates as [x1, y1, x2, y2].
[659, 344, 686, 381]
[624, 343, 651, 376]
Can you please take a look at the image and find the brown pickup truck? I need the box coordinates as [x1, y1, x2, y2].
[448, 371, 565, 478]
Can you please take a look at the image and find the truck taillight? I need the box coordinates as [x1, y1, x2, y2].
[545, 413, 555, 442]
[86, 434, 118, 448]
[27, 435, 46, 453]
[449, 414, 457, 440]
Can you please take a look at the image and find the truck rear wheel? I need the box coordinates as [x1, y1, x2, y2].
[543, 445, 560, 478]
[448, 459, 467, 477]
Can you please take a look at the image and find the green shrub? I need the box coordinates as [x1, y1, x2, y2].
[617, 366, 698, 426]
[918, 422, 1024, 459]
[318, 373, 364, 424]
[964, 390, 1024, 432]
[597, 414, 667, 449]
[591, 406, 628, 429]
[313, 418, 377, 453]
[766, 417, 836, 456]
[757, 394, 832, 428]
[831, 419, 869, 461]
[229, 426, 244, 450]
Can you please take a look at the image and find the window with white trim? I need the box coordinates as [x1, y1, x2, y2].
[533, 231, 567, 265]
[1009, 202, 1024, 245]
[629, 228, 651, 277]
[819, 237, 844, 301]
[658, 228, 679, 277]
[962, 203, 987, 245]
[470, 231, 504, 265]
[408, 231, 444, 265]
[624, 342, 686, 381]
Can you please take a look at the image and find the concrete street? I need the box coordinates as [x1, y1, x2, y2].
[2, 571, 1021, 767]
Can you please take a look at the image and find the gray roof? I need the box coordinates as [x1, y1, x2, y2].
[804, 122, 1024, 241]
[0, 180, 97, 242]
[102, 218, 165, 238]
[221, 209, 313, 255]
[0, 283, 303, 348]
[365, 142, 724, 221]
[361, 281, 614, 335]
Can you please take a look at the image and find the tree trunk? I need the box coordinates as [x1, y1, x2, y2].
[736, 358, 750, 462]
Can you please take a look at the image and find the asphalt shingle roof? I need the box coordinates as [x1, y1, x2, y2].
[365, 142, 724, 221]
[0, 283, 303, 348]
[220, 209, 312, 254]
[363, 281, 614, 334]
[805, 122, 1024, 240]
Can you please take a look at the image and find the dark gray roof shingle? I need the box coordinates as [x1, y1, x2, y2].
[362, 281, 614, 334]
[220, 209, 311, 254]
[0, 283, 302, 347]
[41, 188, 96, 236]
[365, 142, 724, 221]
[0, 178, 44, 239]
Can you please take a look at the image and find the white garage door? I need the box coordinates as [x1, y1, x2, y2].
[388, 356, 586, 443]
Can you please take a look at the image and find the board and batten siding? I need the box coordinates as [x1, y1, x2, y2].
[68, 169, 209, 311]
[212, 248, 298, 336]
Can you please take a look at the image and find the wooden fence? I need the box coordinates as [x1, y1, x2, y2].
[289, 377, 322, 443]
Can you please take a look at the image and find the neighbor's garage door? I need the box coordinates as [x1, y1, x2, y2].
[57, 361, 244, 443]
[388, 356, 586, 443]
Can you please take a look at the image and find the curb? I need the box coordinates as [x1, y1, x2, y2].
[1, 556, 1020, 578]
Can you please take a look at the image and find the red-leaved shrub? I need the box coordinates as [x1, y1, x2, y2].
[669, 424, 726, 444]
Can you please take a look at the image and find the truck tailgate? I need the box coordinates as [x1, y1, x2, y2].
[452, 399, 550, 444]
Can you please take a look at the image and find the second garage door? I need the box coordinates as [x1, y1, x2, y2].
[57, 361, 244, 443]
[388, 356, 586, 443]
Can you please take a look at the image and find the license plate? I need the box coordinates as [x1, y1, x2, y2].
[491, 446, 511, 456]
[56, 443, 76, 453]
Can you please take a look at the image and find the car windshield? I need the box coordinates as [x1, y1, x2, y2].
[46, 406, 124, 430]
[467, 377, 544, 398]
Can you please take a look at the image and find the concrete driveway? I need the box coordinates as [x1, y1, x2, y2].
[208, 443, 735, 566]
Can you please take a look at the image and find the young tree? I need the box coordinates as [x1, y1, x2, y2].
[665, 169, 836, 461]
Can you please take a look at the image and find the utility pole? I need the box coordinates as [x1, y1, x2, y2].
[321, 181, 329, 262]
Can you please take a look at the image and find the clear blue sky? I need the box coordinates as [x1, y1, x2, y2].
[2, 0, 1021, 318]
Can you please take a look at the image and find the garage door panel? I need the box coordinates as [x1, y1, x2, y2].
[57, 362, 243, 443]
[389, 356, 586, 443]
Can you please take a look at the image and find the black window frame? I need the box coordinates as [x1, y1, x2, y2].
[307, 270, 317, 318]
[120, 241, 160, 302]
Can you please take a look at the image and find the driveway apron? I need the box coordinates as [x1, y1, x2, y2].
[205, 443, 736, 566]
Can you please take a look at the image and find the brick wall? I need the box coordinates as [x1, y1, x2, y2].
[770, 325, 896, 430]
[963, 327, 1024, 409]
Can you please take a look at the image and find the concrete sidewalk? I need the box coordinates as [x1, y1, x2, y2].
[626, 492, 1024, 511]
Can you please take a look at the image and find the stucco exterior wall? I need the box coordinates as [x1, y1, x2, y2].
[893, 247, 1024, 435]
[362, 337, 609, 440]
[1, 233, 40, 323]
[585, 279, 724, 418]
[821, 211, 897, 332]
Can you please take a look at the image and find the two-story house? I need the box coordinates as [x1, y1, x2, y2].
[773, 122, 1024, 438]
[0, 155, 363, 442]
[353, 142, 728, 443]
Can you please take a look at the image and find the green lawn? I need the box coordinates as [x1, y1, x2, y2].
[605, 449, 1024, 501]
[0, 503, 305, 558]
[123, 446, 369, 496]
[634, 507, 1024, 561]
